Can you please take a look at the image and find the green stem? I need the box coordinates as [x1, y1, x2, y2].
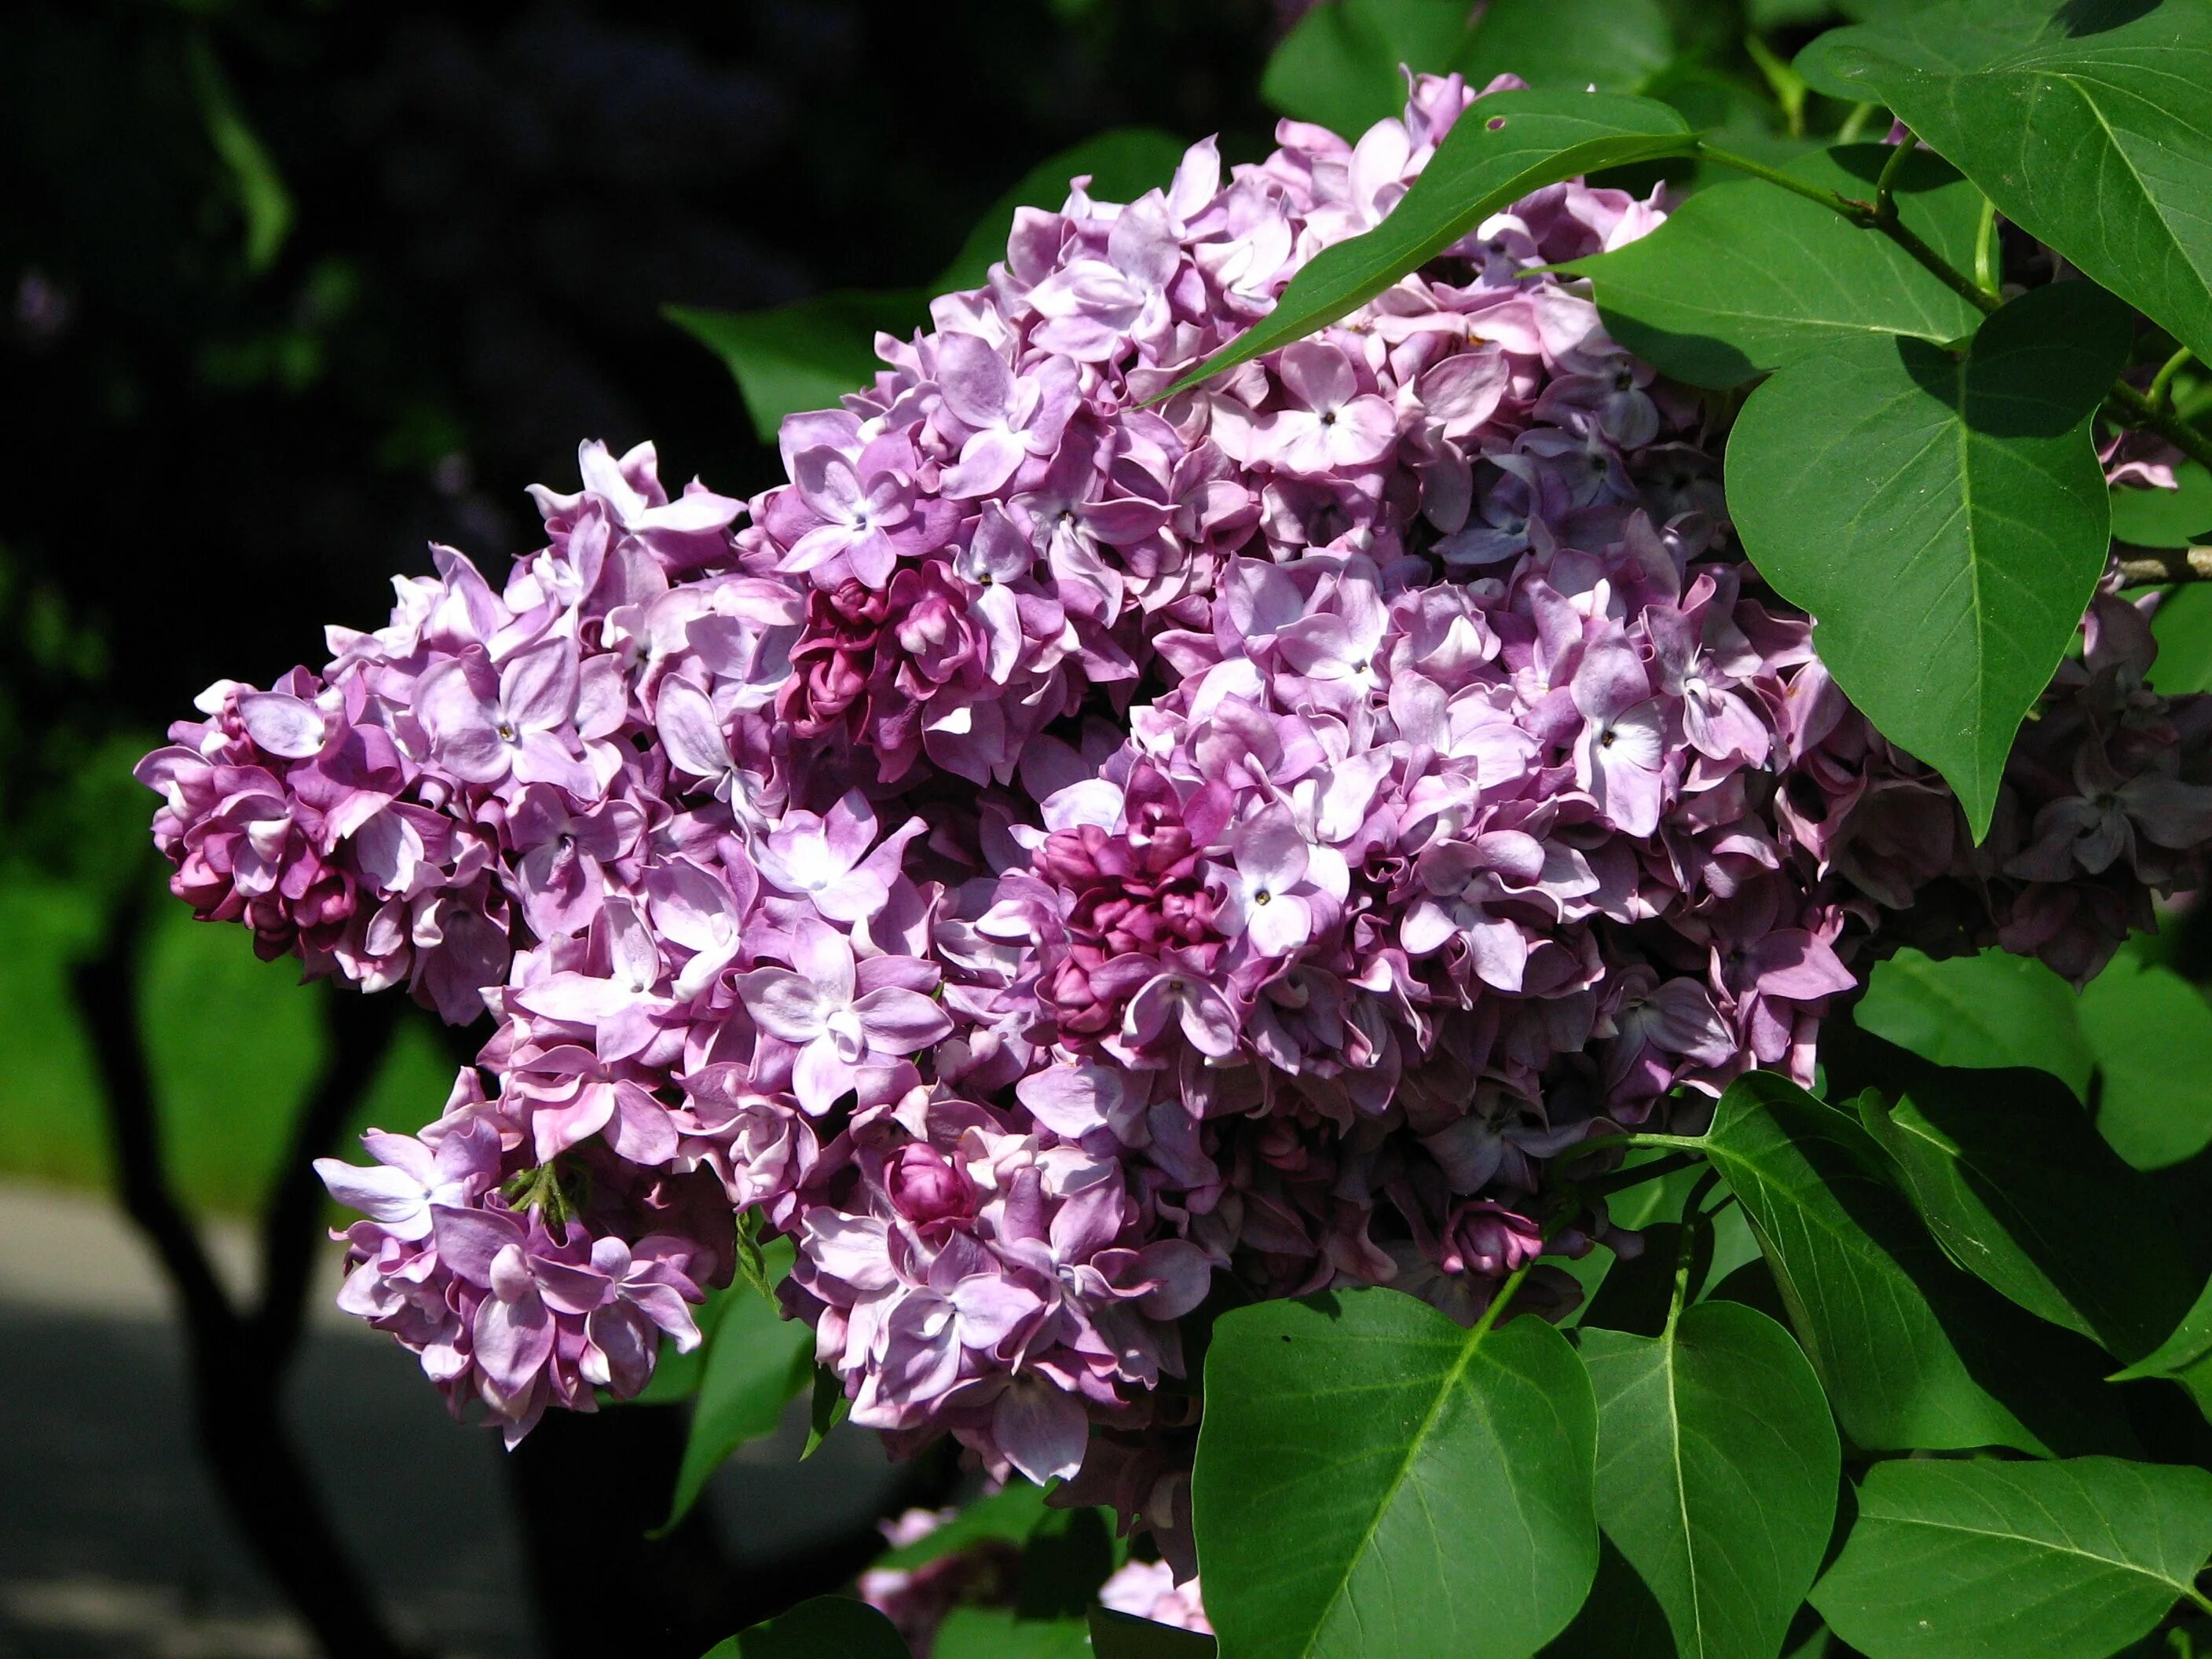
[1871, 130, 1917, 214]
[1972, 193, 2001, 298]
[1469, 1258, 1535, 1344]
[1837, 101, 1881, 143]
[1566, 1130, 1710, 1161]
[2185, 1584, 2212, 1622]
[2111, 381, 2212, 474]
[2148, 346, 2196, 412]
[1695, 141, 1867, 217]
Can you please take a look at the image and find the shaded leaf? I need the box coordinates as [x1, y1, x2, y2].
[2152, 583, 2212, 696]
[666, 293, 925, 445]
[2113, 460, 2212, 549]
[1260, 0, 1473, 135]
[1193, 1285, 1599, 1659]
[1452, 0, 1675, 96]
[1582, 1301, 1841, 1659]
[705, 1595, 910, 1659]
[1811, 1456, 2212, 1659]
[2111, 1272, 2212, 1384]
[934, 1610, 1090, 1659]
[661, 1237, 813, 1531]
[1701, 1072, 2103, 1455]
[1852, 1050, 2195, 1360]
[1089, 1606, 1217, 1659]
[1854, 947, 2095, 1098]
[939, 130, 1190, 293]
[1160, 90, 1696, 400]
[1538, 1533, 1679, 1659]
[804, 1359, 851, 1460]
[1726, 280, 2133, 836]
[1799, 0, 2212, 369]
[1569, 144, 1985, 387]
[2080, 949, 2212, 1170]
[874, 1480, 1052, 1571]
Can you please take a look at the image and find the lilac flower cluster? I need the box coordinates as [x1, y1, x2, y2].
[138, 71, 2212, 1547]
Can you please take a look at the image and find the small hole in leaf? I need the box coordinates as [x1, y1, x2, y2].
[1280, 1334, 1292, 1342]
[1486, 116, 1507, 130]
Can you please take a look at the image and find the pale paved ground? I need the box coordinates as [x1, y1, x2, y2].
[0, 1181, 900, 1659]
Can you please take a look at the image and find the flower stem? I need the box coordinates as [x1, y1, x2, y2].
[2148, 346, 2196, 412]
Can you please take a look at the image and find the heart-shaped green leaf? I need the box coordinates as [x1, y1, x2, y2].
[1159, 90, 1695, 401]
[1799, 0, 2212, 370]
[1811, 1456, 2212, 1659]
[1581, 1301, 1841, 1659]
[1568, 144, 1986, 387]
[1726, 279, 2133, 837]
[1193, 1285, 1599, 1659]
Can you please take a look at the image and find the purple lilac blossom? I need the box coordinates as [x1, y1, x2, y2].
[138, 71, 2212, 1566]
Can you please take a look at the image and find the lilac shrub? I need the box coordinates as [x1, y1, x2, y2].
[139, 71, 2212, 1557]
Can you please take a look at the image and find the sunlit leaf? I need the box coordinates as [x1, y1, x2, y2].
[1581, 1301, 1841, 1659]
[1726, 280, 2133, 836]
[1159, 90, 1696, 401]
[2080, 948, 2212, 1169]
[1812, 1456, 2212, 1659]
[1854, 947, 2095, 1097]
[1570, 144, 1986, 388]
[1799, 0, 2212, 369]
[1194, 1285, 1599, 1659]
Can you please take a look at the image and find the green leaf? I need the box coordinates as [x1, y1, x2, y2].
[1193, 1285, 1599, 1659]
[1854, 947, 2095, 1097]
[874, 1480, 1052, 1571]
[2153, 583, 2212, 695]
[939, 130, 1190, 293]
[1811, 1456, 2212, 1659]
[1452, 0, 1675, 95]
[1569, 143, 1986, 387]
[705, 1595, 911, 1659]
[1089, 1606, 1216, 1658]
[1851, 1052, 2195, 1360]
[2081, 948, 2212, 1169]
[934, 1610, 1090, 1659]
[665, 293, 927, 445]
[1159, 90, 1696, 401]
[2112, 1271, 2212, 1383]
[1726, 279, 2133, 837]
[660, 1238, 814, 1531]
[1581, 1301, 1842, 1659]
[1261, 0, 1472, 134]
[2113, 460, 2212, 549]
[1701, 1071, 2083, 1454]
[1799, 0, 2212, 371]
[804, 1359, 850, 1460]
[1014, 1505, 1117, 1621]
[1582, 1221, 1714, 1337]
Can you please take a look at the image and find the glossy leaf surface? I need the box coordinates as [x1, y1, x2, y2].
[1194, 1286, 1599, 1659]
[1569, 145, 1985, 388]
[1727, 280, 2132, 836]
[1812, 1456, 2212, 1659]
[1582, 1301, 1841, 1659]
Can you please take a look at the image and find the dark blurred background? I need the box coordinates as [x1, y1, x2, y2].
[0, 3, 1278, 1655]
